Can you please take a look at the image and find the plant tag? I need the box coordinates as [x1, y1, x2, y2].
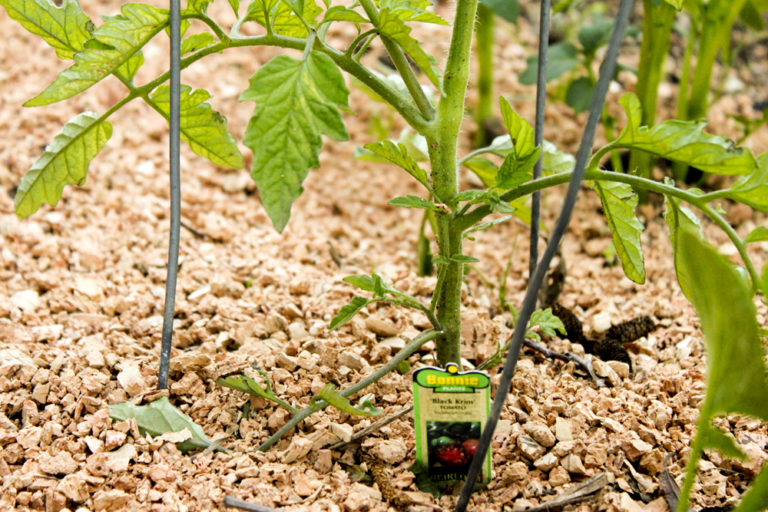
[412, 362, 491, 483]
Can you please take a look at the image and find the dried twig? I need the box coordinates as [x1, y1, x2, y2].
[223, 496, 281, 512]
[329, 405, 413, 450]
[180, 218, 224, 243]
[520, 473, 610, 511]
[522, 339, 605, 387]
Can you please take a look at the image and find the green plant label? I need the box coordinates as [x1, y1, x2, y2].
[412, 363, 491, 483]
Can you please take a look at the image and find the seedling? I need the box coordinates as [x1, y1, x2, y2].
[3, 0, 768, 509]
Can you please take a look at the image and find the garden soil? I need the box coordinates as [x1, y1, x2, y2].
[1, 1, 767, 511]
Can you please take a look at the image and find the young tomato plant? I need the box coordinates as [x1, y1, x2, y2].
[4, 0, 768, 508]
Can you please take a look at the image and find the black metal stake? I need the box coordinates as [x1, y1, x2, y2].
[454, 0, 635, 509]
[158, 0, 182, 390]
[529, 0, 551, 278]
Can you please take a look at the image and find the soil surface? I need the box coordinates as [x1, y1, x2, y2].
[1, 1, 767, 512]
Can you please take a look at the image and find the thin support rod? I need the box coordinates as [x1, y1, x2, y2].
[454, 0, 634, 509]
[158, 0, 182, 390]
[529, 0, 551, 279]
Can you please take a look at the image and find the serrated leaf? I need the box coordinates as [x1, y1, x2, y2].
[388, 195, 438, 210]
[678, 230, 768, 421]
[26, 3, 168, 106]
[529, 308, 566, 338]
[322, 5, 368, 22]
[0, 0, 93, 60]
[181, 32, 215, 54]
[229, 0, 240, 15]
[614, 93, 757, 175]
[591, 180, 645, 284]
[497, 150, 536, 191]
[364, 140, 430, 190]
[313, 384, 381, 417]
[663, 195, 703, 301]
[519, 42, 579, 85]
[115, 52, 144, 83]
[15, 112, 112, 218]
[478, 0, 520, 22]
[499, 97, 535, 158]
[244, 0, 321, 37]
[241, 52, 349, 231]
[380, 0, 448, 25]
[728, 154, 768, 213]
[187, 0, 212, 13]
[330, 296, 369, 330]
[109, 396, 212, 452]
[378, 7, 440, 87]
[151, 85, 243, 169]
[744, 226, 768, 244]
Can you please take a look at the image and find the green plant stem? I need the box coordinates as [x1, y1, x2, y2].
[474, 3, 494, 147]
[629, 0, 675, 195]
[357, 0, 435, 121]
[456, 168, 761, 291]
[425, 0, 479, 367]
[256, 328, 442, 451]
[187, 13, 230, 42]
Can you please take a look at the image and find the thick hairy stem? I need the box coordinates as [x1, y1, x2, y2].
[474, 3, 494, 147]
[426, 0, 478, 367]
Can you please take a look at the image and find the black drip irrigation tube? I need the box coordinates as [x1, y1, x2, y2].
[454, 0, 635, 509]
[158, 0, 182, 391]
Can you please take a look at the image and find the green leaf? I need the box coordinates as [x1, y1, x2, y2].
[565, 76, 593, 113]
[542, 140, 575, 174]
[330, 296, 369, 330]
[109, 396, 212, 452]
[529, 308, 566, 338]
[0, 0, 93, 60]
[151, 85, 243, 169]
[663, 0, 683, 8]
[187, 0, 212, 13]
[115, 52, 144, 83]
[322, 5, 368, 23]
[26, 4, 168, 106]
[378, 7, 440, 87]
[739, 0, 763, 31]
[699, 423, 746, 461]
[181, 32, 215, 54]
[577, 15, 614, 53]
[15, 112, 112, 218]
[343, 275, 376, 292]
[450, 254, 479, 263]
[519, 42, 579, 85]
[744, 226, 768, 244]
[734, 462, 768, 512]
[388, 195, 439, 210]
[663, 194, 703, 301]
[590, 180, 645, 283]
[678, 230, 768, 422]
[499, 97, 535, 158]
[478, 0, 520, 22]
[497, 149, 537, 190]
[241, 52, 350, 231]
[244, 0, 321, 37]
[728, 154, 768, 213]
[229, 0, 240, 15]
[363, 140, 431, 191]
[614, 94, 757, 175]
[216, 374, 273, 401]
[379, 0, 448, 25]
[313, 384, 381, 417]
[463, 157, 497, 188]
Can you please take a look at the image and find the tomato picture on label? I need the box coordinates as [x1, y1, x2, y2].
[425, 420, 482, 479]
